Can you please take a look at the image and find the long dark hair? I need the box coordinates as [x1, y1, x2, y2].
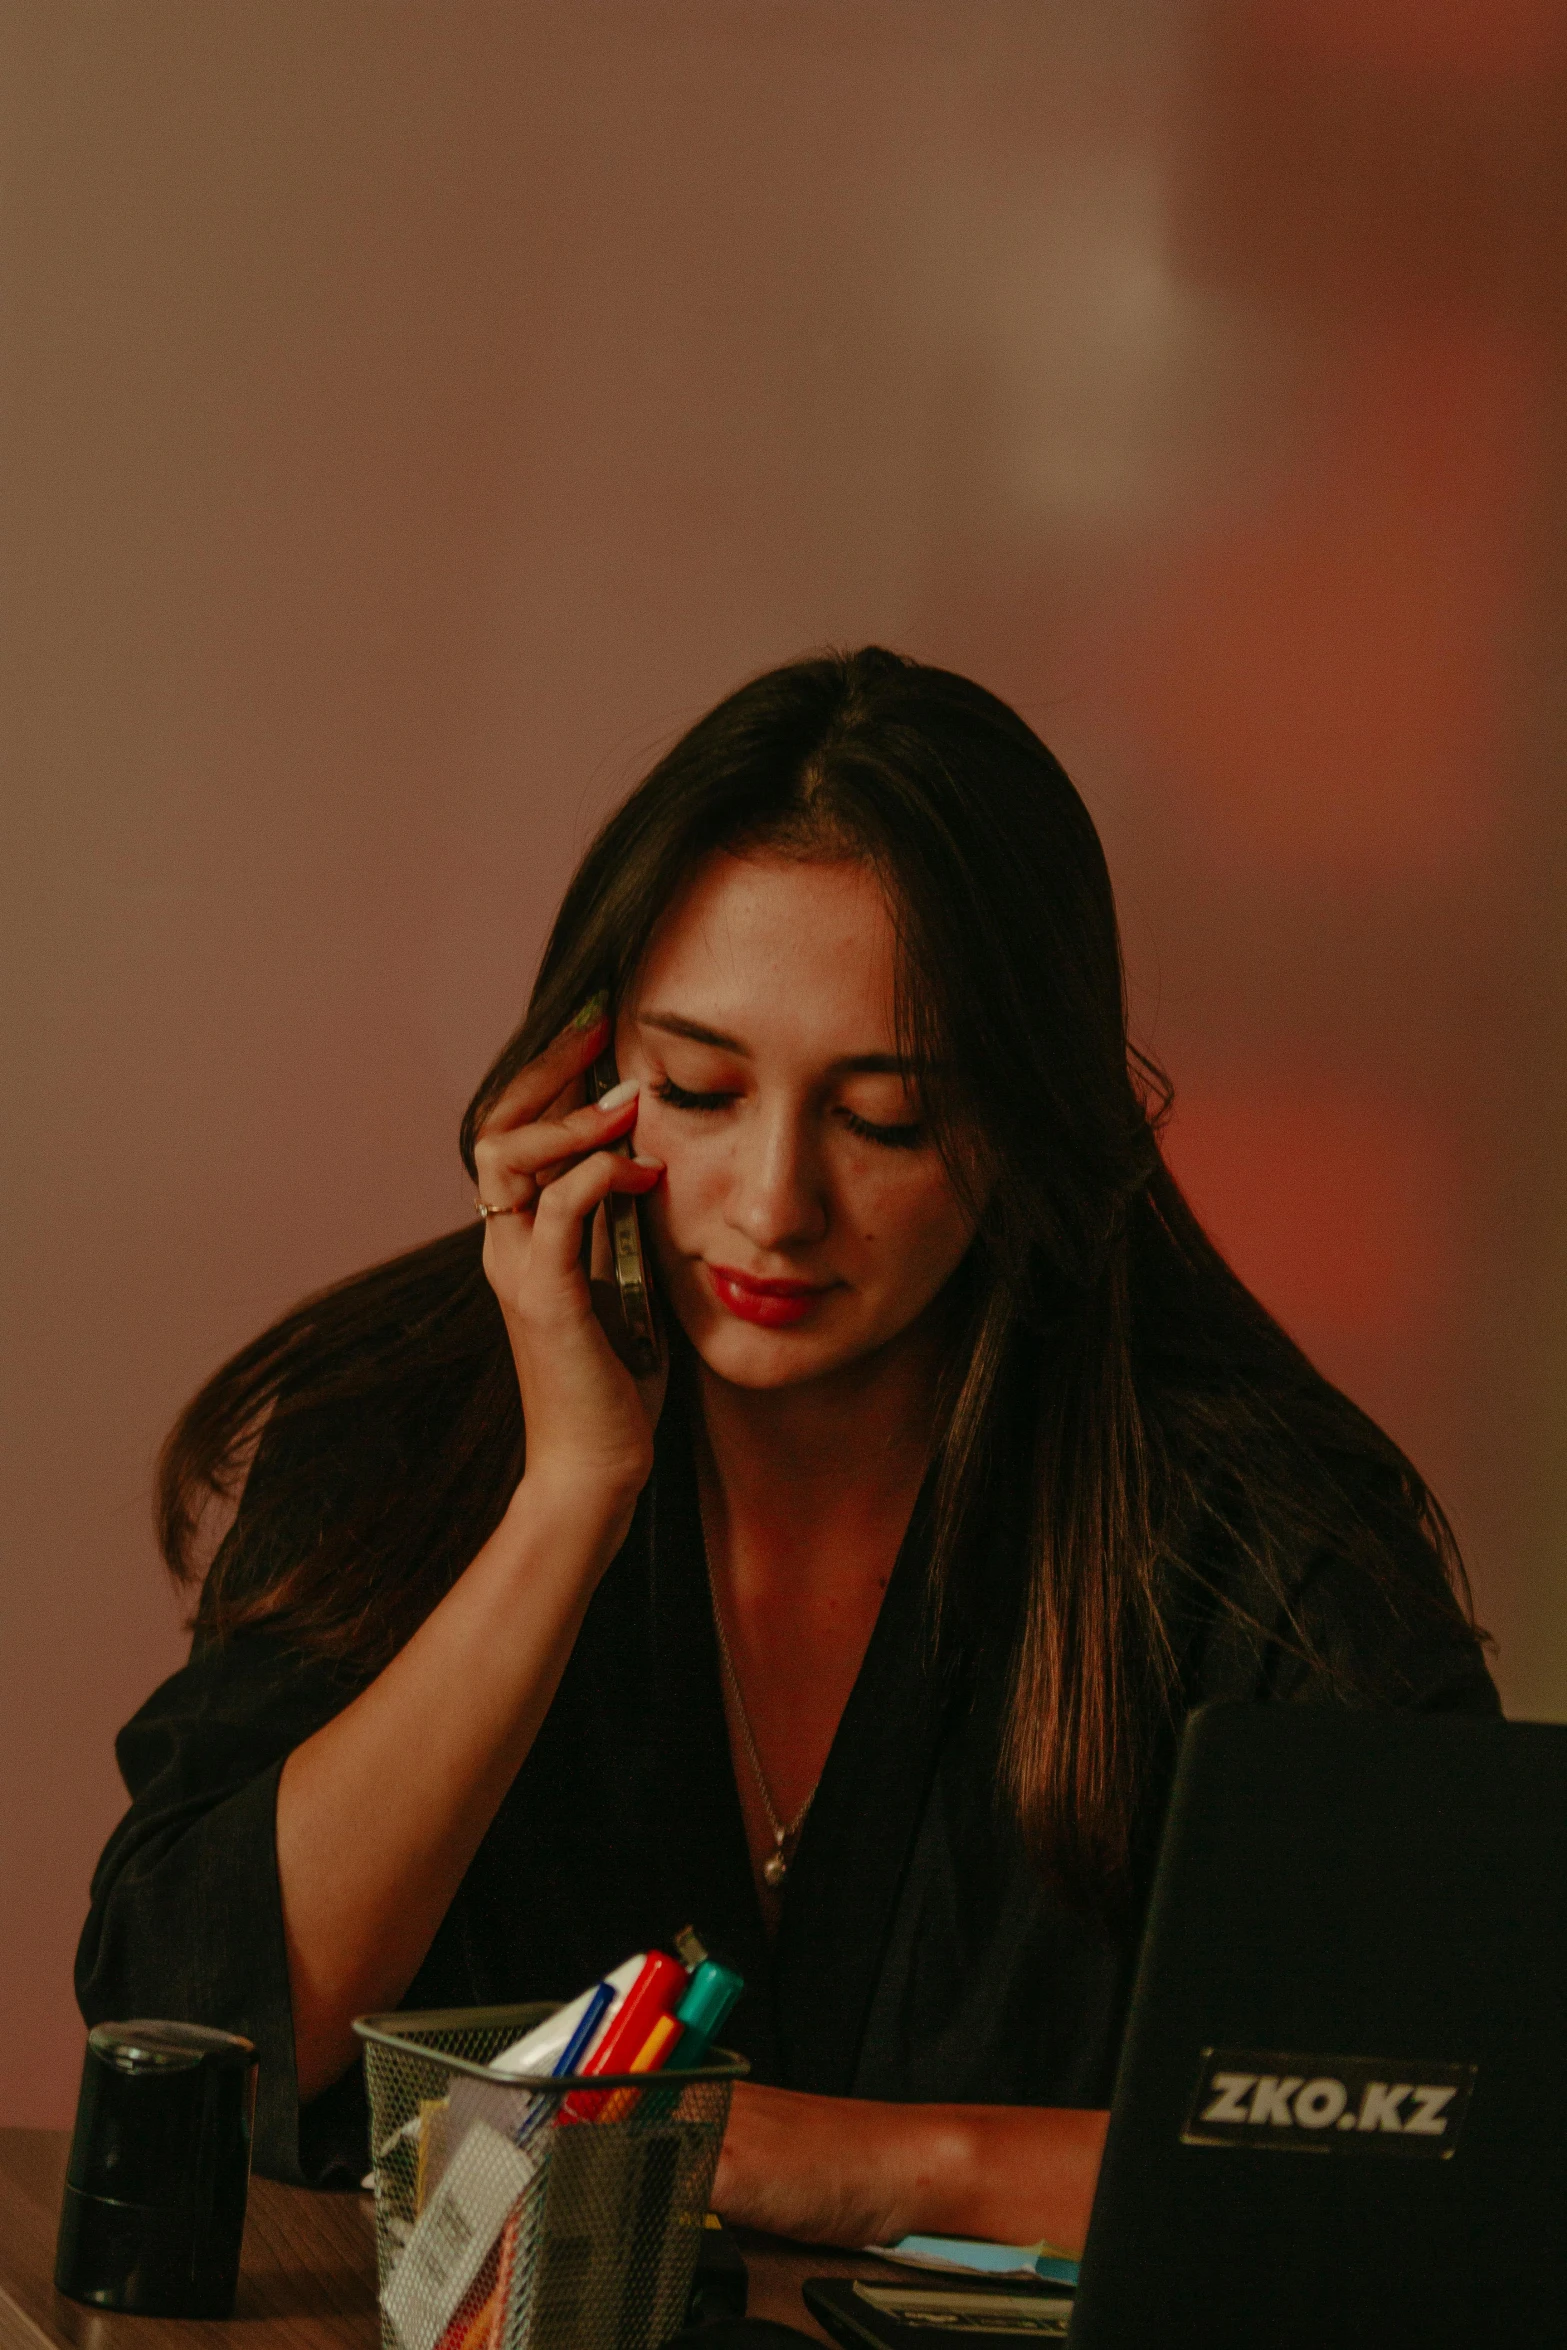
[159, 648, 1479, 1901]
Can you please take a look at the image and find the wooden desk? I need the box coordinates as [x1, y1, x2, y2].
[0, 2131, 901, 2350]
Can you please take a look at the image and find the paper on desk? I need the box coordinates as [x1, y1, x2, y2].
[869, 2233, 1080, 2288]
[382, 2121, 543, 2350]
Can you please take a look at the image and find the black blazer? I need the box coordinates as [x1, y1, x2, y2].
[76, 1395, 1498, 2185]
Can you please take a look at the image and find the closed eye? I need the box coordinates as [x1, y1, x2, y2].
[654, 1076, 925, 1150]
[839, 1109, 925, 1151]
[652, 1077, 736, 1114]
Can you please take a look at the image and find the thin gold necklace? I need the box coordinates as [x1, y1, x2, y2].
[697, 1494, 817, 1888]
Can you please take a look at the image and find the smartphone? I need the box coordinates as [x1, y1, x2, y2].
[803, 2277, 1074, 2346]
[589, 1045, 662, 1377]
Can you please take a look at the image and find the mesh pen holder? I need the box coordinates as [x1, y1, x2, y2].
[356, 2005, 746, 2350]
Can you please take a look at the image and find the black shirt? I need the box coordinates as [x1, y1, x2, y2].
[76, 1399, 1499, 2186]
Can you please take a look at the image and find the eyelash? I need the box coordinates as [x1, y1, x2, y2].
[651, 1077, 925, 1152]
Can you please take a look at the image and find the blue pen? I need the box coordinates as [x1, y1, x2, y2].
[513, 1978, 614, 2144]
[553, 1980, 615, 2077]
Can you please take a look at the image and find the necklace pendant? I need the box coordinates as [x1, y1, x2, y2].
[763, 1846, 788, 1888]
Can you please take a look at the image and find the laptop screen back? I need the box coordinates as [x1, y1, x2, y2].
[1069, 1705, 1567, 2349]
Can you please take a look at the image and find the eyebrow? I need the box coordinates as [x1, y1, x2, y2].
[636, 1010, 918, 1078]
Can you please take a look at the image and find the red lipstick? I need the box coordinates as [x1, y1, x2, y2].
[707, 1264, 832, 1329]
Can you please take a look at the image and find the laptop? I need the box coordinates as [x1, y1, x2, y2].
[808, 1704, 1567, 2349]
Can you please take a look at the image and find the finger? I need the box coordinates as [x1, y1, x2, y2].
[474, 1091, 640, 1215]
[471, 1127, 538, 1214]
[476, 1181, 538, 1221]
[479, 1000, 611, 1136]
[543, 1068, 588, 1123]
[481, 1086, 641, 1187]
[529, 1149, 663, 1280]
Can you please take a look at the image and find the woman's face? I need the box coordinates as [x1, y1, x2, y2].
[617, 851, 981, 1392]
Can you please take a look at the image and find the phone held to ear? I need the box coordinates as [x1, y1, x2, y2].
[590, 1046, 663, 1377]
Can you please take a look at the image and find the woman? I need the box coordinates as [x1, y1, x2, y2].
[78, 648, 1496, 2252]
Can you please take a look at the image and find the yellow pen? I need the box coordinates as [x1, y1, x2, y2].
[597, 2012, 684, 2124]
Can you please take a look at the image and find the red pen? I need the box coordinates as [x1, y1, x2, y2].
[561, 1951, 687, 2123]
[596, 2011, 686, 2125]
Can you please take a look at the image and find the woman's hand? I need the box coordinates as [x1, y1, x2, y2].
[280, 1009, 669, 2100]
[474, 1008, 666, 1538]
[711, 2083, 1109, 2255]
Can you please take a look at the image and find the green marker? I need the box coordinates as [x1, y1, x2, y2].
[667, 1959, 744, 2069]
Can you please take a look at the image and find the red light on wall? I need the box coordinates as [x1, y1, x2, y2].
[1162, 1088, 1460, 1350]
[1116, 318, 1539, 884]
[1243, 0, 1567, 81]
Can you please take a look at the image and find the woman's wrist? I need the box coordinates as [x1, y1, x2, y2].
[875, 2102, 1108, 2253]
[711, 2085, 1109, 2255]
[503, 1462, 642, 1580]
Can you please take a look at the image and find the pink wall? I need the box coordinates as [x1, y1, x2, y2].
[5, 0, 1564, 2123]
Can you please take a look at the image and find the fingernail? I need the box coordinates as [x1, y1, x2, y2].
[632, 1154, 664, 1170]
[597, 1077, 639, 1112]
[572, 990, 609, 1031]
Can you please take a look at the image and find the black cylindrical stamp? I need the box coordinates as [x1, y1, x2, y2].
[55, 2020, 257, 2318]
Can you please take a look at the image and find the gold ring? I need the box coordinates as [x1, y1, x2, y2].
[474, 1197, 526, 1220]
